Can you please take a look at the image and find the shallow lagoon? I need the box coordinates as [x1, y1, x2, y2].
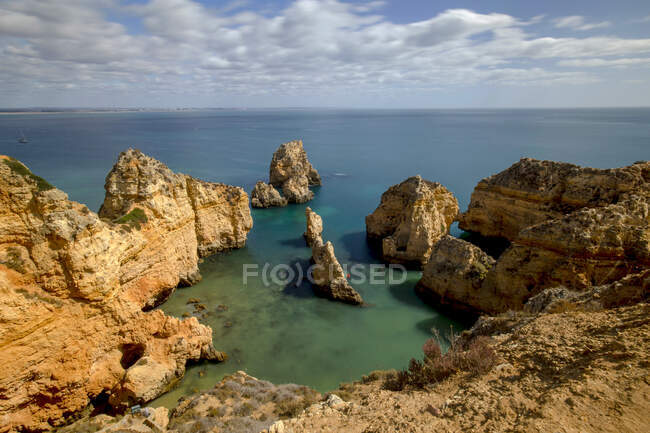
[1, 108, 647, 406]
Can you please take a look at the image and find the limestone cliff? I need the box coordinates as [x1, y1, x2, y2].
[458, 158, 649, 240]
[365, 176, 459, 268]
[250, 181, 287, 208]
[304, 208, 363, 305]
[0, 152, 249, 432]
[269, 140, 321, 204]
[99, 149, 252, 306]
[419, 159, 649, 315]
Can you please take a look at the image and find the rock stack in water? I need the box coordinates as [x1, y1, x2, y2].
[417, 158, 650, 315]
[304, 207, 363, 305]
[365, 175, 459, 268]
[251, 139, 321, 207]
[0, 151, 252, 431]
[250, 181, 288, 208]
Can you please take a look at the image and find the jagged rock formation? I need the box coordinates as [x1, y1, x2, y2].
[366, 176, 459, 268]
[304, 208, 363, 305]
[99, 149, 252, 306]
[0, 153, 247, 431]
[250, 181, 287, 208]
[304, 207, 323, 247]
[419, 159, 649, 315]
[482, 191, 650, 310]
[458, 158, 649, 240]
[416, 236, 497, 315]
[269, 140, 321, 204]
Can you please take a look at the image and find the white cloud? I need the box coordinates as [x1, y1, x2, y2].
[0, 0, 649, 105]
[554, 15, 611, 31]
[558, 58, 650, 67]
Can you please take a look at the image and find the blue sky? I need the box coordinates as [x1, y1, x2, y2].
[1, 0, 649, 108]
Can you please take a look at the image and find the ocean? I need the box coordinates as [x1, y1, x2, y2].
[1, 108, 648, 406]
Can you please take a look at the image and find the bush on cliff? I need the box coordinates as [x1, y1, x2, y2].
[383, 332, 498, 391]
[3, 157, 54, 191]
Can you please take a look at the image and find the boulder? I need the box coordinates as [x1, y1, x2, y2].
[416, 236, 497, 315]
[269, 140, 320, 203]
[251, 181, 288, 208]
[366, 176, 459, 268]
[0, 153, 238, 431]
[458, 158, 649, 240]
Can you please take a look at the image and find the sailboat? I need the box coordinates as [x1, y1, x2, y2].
[17, 130, 28, 144]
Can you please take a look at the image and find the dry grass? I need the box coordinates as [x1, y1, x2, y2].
[384, 329, 498, 391]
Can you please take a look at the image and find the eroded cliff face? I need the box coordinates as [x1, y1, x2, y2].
[304, 207, 363, 305]
[269, 140, 321, 204]
[0, 152, 248, 432]
[365, 176, 459, 268]
[458, 158, 650, 240]
[99, 149, 252, 306]
[419, 159, 650, 314]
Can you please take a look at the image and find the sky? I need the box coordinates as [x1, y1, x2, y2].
[0, 0, 649, 108]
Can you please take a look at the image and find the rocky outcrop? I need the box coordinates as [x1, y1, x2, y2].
[0, 153, 239, 432]
[304, 208, 363, 305]
[250, 181, 287, 208]
[269, 140, 321, 204]
[366, 176, 459, 268]
[482, 191, 650, 309]
[415, 236, 497, 316]
[99, 149, 252, 305]
[458, 158, 650, 240]
[418, 159, 649, 315]
[304, 207, 323, 247]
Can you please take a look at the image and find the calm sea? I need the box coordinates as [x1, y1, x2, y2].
[1, 108, 648, 406]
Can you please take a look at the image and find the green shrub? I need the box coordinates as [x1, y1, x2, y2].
[3, 157, 54, 191]
[114, 208, 148, 229]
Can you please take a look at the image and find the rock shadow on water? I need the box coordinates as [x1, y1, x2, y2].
[340, 231, 381, 263]
[279, 236, 309, 248]
[388, 279, 430, 309]
[281, 258, 315, 299]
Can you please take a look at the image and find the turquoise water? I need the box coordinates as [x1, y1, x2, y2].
[1, 108, 648, 406]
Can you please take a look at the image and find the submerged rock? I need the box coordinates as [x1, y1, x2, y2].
[269, 140, 321, 204]
[366, 176, 459, 268]
[0, 152, 240, 431]
[251, 181, 288, 208]
[458, 158, 649, 240]
[304, 208, 363, 305]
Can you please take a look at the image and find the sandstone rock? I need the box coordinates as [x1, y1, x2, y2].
[416, 236, 497, 315]
[305, 208, 363, 305]
[459, 158, 649, 240]
[0, 154, 233, 431]
[269, 140, 320, 204]
[483, 191, 650, 310]
[366, 176, 459, 268]
[304, 207, 323, 247]
[186, 176, 252, 256]
[251, 181, 288, 208]
[98, 149, 252, 306]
